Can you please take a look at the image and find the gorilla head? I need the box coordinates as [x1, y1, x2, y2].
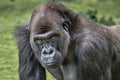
[29, 2, 72, 68]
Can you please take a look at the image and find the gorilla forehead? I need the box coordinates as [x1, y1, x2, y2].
[30, 2, 64, 33]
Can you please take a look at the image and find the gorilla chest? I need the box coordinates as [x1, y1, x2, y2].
[48, 63, 78, 80]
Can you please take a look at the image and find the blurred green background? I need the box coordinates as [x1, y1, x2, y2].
[0, 0, 120, 80]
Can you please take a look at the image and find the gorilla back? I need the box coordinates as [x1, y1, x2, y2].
[15, 1, 120, 80]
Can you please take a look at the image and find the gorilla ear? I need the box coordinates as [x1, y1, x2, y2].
[59, 7, 78, 32]
[48, 1, 78, 29]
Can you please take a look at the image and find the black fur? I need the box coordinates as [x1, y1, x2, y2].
[15, 1, 120, 80]
[15, 23, 46, 80]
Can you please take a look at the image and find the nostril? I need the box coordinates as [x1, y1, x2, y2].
[42, 49, 54, 55]
[41, 45, 55, 57]
[49, 49, 54, 54]
[43, 51, 48, 55]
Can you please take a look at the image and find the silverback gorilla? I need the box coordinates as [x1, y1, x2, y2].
[15, 1, 120, 80]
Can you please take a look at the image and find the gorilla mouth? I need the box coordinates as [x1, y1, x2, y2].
[46, 62, 56, 65]
[46, 61, 60, 68]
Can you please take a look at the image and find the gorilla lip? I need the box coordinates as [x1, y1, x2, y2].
[46, 61, 56, 66]
[46, 61, 60, 68]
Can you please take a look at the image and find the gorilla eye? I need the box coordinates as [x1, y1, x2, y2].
[34, 37, 41, 42]
[34, 39, 43, 47]
[62, 21, 69, 31]
[40, 26, 49, 33]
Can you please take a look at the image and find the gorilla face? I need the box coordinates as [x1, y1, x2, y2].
[30, 9, 70, 68]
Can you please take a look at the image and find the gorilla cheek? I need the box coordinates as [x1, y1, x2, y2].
[59, 30, 70, 58]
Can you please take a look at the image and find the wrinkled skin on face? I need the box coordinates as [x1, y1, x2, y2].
[30, 3, 70, 68]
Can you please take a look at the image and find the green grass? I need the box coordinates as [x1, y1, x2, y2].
[0, 0, 120, 80]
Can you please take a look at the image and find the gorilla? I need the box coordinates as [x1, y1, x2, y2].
[15, 1, 120, 80]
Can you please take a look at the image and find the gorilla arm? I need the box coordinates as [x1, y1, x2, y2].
[15, 23, 46, 80]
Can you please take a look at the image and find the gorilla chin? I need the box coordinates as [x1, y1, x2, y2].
[45, 61, 61, 69]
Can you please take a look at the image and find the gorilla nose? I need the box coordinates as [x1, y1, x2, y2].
[43, 49, 54, 55]
[41, 45, 55, 57]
